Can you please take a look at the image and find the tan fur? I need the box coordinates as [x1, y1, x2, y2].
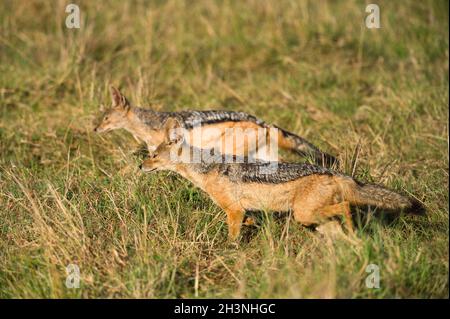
[277, 130, 296, 150]
[186, 121, 269, 159]
[202, 174, 356, 239]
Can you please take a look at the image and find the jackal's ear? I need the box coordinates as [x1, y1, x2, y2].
[110, 86, 130, 110]
[164, 117, 183, 144]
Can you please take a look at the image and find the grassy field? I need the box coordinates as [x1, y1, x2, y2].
[0, 0, 448, 298]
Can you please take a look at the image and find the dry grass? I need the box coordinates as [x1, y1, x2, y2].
[0, 0, 448, 298]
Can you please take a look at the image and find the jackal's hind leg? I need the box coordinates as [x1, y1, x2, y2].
[225, 209, 245, 241]
[292, 181, 335, 227]
[319, 201, 354, 233]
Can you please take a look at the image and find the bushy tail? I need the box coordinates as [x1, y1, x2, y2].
[276, 127, 338, 167]
[340, 178, 425, 215]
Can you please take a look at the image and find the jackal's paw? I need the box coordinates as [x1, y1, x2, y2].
[225, 240, 240, 249]
[316, 221, 344, 237]
[316, 221, 361, 245]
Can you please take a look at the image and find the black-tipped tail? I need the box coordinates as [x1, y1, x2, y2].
[277, 127, 339, 167]
[345, 181, 426, 215]
[408, 198, 426, 216]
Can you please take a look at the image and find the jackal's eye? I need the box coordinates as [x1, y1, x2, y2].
[151, 152, 158, 159]
[104, 116, 109, 121]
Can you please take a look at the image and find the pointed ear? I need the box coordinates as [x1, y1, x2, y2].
[164, 117, 183, 144]
[110, 86, 130, 110]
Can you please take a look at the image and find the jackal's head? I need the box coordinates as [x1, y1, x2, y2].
[140, 118, 184, 172]
[94, 86, 131, 133]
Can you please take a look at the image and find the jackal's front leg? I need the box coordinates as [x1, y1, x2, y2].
[225, 209, 245, 241]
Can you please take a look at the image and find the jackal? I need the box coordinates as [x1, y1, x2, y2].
[93, 86, 337, 166]
[140, 118, 425, 240]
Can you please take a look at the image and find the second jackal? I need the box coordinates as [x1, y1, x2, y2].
[94, 86, 337, 166]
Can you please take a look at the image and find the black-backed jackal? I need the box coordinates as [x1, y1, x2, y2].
[139, 118, 425, 241]
[93, 86, 337, 166]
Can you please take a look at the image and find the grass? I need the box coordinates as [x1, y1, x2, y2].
[0, 0, 448, 298]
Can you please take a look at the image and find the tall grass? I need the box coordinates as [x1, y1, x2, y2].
[0, 0, 448, 298]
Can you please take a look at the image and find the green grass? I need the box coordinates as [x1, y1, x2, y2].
[0, 0, 448, 298]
